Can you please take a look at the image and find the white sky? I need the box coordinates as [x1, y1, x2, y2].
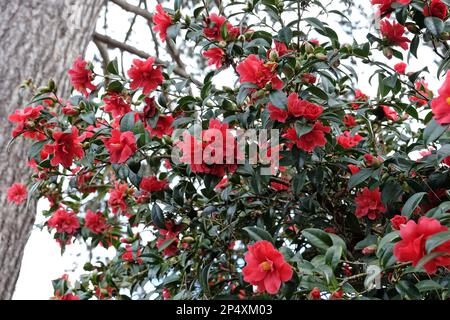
[12, 1, 445, 299]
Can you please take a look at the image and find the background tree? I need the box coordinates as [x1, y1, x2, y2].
[0, 0, 103, 299]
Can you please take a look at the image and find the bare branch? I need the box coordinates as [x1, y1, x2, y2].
[93, 32, 202, 87]
[93, 37, 110, 80]
[109, 0, 153, 20]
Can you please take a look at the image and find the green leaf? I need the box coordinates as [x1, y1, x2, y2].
[292, 171, 307, 195]
[416, 280, 444, 292]
[171, 117, 194, 128]
[401, 192, 427, 217]
[151, 204, 166, 229]
[106, 58, 119, 75]
[278, 27, 293, 44]
[424, 17, 444, 37]
[395, 280, 421, 300]
[199, 264, 212, 293]
[157, 237, 176, 252]
[414, 251, 449, 272]
[382, 180, 403, 206]
[243, 226, 274, 244]
[325, 245, 342, 270]
[377, 231, 400, 256]
[302, 228, 333, 252]
[28, 140, 46, 161]
[425, 230, 450, 253]
[166, 23, 181, 41]
[120, 112, 136, 132]
[269, 90, 287, 109]
[423, 119, 449, 145]
[294, 122, 313, 138]
[348, 168, 373, 189]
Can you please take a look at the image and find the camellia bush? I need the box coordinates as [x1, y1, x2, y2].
[7, 0, 450, 300]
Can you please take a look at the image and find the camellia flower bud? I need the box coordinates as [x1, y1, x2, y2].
[269, 50, 279, 62]
[362, 244, 377, 255]
[182, 236, 195, 244]
[315, 53, 327, 61]
[184, 15, 191, 26]
[309, 287, 321, 300]
[405, 22, 419, 34]
[382, 47, 393, 60]
[304, 42, 314, 54]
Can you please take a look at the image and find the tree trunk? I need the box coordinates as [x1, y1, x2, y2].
[0, 0, 103, 300]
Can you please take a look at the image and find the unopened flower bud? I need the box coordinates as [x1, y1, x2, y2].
[182, 236, 195, 244]
[382, 47, 393, 60]
[48, 79, 57, 92]
[304, 42, 314, 54]
[315, 53, 327, 61]
[184, 15, 191, 26]
[269, 50, 279, 62]
[362, 245, 377, 255]
[405, 22, 419, 34]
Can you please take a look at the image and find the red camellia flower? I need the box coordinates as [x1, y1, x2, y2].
[348, 164, 361, 175]
[354, 187, 386, 220]
[152, 4, 172, 42]
[108, 182, 130, 214]
[68, 56, 96, 97]
[431, 71, 450, 125]
[146, 114, 174, 138]
[382, 105, 399, 121]
[343, 114, 357, 127]
[267, 41, 291, 58]
[103, 129, 137, 164]
[310, 287, 321, 300]
[394, 216, 450, 274]
[423, 0, 447, 20]
[47, 208, 80, 234]
[84, 210, 108, 234]
[127, 57, 164, 95]
[331, 289, 344, 300]
[7, 183, 27, 205]
[380, 19, 410, 50]
[43, 127, 85, 168]
[156, 222, 182, 257]
[351, 90, 368, 109]
[122, 245, 143, 264]
[242, 240, 293, 294]
[268, 103, 289, 123]
[236, 54, 283, 90]
[287, 93, 323, 120]
[371, 0, 394, 15]
[394, 62, 407, 74]
[301, 73, 317, 84]
[203, 13, 227, 40]
[390, 215, 408, 230]
[8, 105, 45, 140]
[283, 121, 330, 152]
[177, 119, 238, 177]
[103, 92, 131, 119]
[162, 288, 171, 300]
[409, 80, 433, 107]
[140, 176, 168, 193]
[203, 47, 226, 69]
[337, 131, 363, 149]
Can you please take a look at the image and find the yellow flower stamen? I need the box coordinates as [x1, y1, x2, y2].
[260, 261, 271, 271]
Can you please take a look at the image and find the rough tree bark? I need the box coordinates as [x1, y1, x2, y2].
[0, 0, 104, 299]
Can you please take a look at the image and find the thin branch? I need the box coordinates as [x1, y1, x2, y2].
[109, 0, 153, 21]
[93, 38, 111, 83]
[93, 32, 203, 87]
